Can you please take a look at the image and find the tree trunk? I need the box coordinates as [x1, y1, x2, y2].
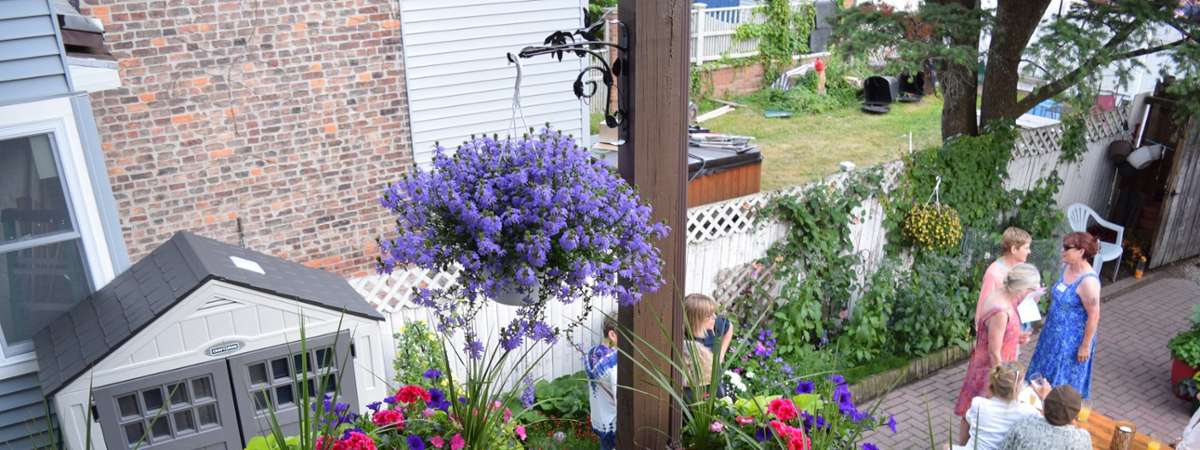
[979, 0, 1053, 129]
[939, 62, 980, 139]
[934, 0, 982, 140]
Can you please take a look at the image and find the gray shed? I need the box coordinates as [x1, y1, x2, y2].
[35, 232, 395, 450]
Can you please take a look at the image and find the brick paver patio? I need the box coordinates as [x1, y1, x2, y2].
[860, 276, 1200, 449]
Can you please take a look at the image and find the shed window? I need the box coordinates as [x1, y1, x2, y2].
[109, 375, 222, 446]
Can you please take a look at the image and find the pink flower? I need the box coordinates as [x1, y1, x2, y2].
[492, 400, 502, 409]
[735, 415, 755, 426]
[450, 434, 465, 450]
[371, 409, 405, 429]
[430, 436, 445, 449]
[396, 385, 432, 404]
[515, 425, 527, 441]
[768, 398, 799, 422]
[422, 408, 435, 418]
[503, 408, 512, 423]
[709, 421, 724, 433]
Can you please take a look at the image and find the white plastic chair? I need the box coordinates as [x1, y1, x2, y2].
[1066, 203, 1125, 282]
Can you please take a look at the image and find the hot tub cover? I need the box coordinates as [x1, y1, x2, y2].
[597, 143, 762, 178]
[33, 231, 383, 396]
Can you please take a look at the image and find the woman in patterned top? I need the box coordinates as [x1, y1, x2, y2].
[585, 318, 619, 450]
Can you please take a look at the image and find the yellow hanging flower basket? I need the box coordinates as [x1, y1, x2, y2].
[902, 203, 963, 250]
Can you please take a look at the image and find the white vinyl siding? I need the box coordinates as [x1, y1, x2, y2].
[399, 0, 590, 167]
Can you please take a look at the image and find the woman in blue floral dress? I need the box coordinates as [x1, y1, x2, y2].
[1026, 232, 1103, 399]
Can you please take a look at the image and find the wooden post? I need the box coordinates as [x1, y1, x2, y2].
[616, 0, 689, 448]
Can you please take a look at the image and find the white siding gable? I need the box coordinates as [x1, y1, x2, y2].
[400, 0, 591, 167]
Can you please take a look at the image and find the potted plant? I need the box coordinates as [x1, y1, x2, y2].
[1169, 305, 1200, 400]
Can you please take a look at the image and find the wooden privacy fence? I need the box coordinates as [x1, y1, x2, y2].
[349, 107, 1131, 383]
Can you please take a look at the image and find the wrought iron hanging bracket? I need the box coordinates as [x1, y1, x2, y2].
[514, 19, 628, 129]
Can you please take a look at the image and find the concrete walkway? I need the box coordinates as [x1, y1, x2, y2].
[859, 275, 1200, 449]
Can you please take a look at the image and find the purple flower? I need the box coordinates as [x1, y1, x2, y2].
[520, 379, 536, 408]
[367, 401, 382, 412]
[828, 374, 846, 385]
[428, 388, 451, 411]
[794, 380, 815, 394]
[754, 427, 771, 442]
[815, 415, 828, 431]
[407, 434, 426, 450]
[863, 444, 879, 450]
[851, 410, 869, 423]
[800, 411, 814, 431]
[423, 368, 442, 380]
[753, 342, 771, 358]
[887, 415, 897, 433]
[375, 130, 669, 356]
[384, 395, 397, 405]
[464, 338, 484, 359]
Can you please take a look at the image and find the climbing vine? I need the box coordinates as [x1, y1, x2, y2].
[734, 0, 816, 82]
[734, 169, 884, 360]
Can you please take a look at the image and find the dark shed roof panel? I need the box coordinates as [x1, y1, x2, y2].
[34, 231, 382, 395]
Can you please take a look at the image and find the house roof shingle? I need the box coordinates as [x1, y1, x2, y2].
[33, 231, 383, 396]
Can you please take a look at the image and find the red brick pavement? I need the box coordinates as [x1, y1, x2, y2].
[859, 277, 1200, 449]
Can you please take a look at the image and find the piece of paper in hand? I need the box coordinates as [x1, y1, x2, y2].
[1017, 295, 1042, 324]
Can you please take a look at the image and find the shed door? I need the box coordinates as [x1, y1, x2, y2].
[95, 360, 241, 450]
[1150, 118, 1200, 268]
[228, 331, 358, 443]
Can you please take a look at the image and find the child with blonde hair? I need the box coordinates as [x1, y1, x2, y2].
[684, 293, 734, 364]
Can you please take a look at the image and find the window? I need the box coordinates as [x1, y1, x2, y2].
[0, 95, 125, 365]
[243, 345, 342, 416]
[111, 375, 222, 447]
[0, 134, 92, 348]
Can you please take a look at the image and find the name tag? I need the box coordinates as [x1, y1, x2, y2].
[1056, 283, 1068, 293]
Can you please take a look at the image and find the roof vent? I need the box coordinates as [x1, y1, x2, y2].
[230, 256, 265, 275]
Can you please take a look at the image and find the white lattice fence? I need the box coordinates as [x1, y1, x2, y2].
[1007, 106, 1131, 210]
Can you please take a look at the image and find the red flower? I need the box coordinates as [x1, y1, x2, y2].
[769, 420, 811, 450]
[396, 385, 432, 404]
[768, 398, 799, 422]
[371, 409, 405, 429]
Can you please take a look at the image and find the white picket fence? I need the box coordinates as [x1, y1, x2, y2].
[350, 107, 1132, 384]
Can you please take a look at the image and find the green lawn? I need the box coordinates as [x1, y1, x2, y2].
[703, 97, 944, 191]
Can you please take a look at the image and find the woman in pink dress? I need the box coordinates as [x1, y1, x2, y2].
[954, 263, 1042, 445]
[974, 227, 1032, 329]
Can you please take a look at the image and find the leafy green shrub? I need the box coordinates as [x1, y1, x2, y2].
[1171, 326, 1200, 367]
[393, 322, 446, 385]
[530, 372, 590, 421]
[890, 252, 974, 356]
[742, 56, 866, 115]
[760, 184, 866, 356]
[835, 261, 898, 365]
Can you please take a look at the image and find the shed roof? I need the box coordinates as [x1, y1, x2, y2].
[33, 231, 383, 395]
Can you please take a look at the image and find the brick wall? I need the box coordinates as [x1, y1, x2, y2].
[81, 0, 413, 277]
[703, 63, 766, 98]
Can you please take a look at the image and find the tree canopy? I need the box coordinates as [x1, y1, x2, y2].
[833, 0, 1200, 140]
